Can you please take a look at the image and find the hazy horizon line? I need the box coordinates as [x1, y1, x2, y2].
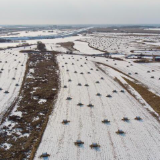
[1, 24, 160, 26]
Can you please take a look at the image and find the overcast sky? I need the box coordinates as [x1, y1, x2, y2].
[0, 0, 160, 25]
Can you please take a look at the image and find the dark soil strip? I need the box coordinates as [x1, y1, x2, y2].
[123, 77, 160, 116]
[0, 51, 60, 160]
[114, 77, 142, 103]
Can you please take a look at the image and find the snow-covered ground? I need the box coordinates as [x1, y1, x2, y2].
[145, 42, 160, 46]
[59, 36, 160, 96]
[34, 53, 160, 160]
[0, 46, 34, 122]
[92, 57, 160, 96]
[0, 42, 25, 49]
[1, 27, 92, 41]
[81, 33, 160, 55]
[34, 35, 160, 159]
[1, 30, 60, 38]
[144, 28, 160, 31]
[0, 34, 83, 49]
[74, 41, 103, 54]
[67, 33, 160, 96]
[30, 35, 99, 54]
[45, 43, 68, 53]
[1, 31, 160, 159]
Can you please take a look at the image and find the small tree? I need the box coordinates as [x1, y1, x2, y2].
[37, 41, 46, 51]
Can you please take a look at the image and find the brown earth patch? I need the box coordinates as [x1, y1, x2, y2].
[57, 42, 77, 52]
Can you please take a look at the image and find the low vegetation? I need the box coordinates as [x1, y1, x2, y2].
[109, 57, 124, 61]
[37, 41, 46, 51]
[57, 42, 77, 51]
[134, 59, 150, 63]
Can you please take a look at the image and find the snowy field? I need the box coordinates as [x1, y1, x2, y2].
[0, 35, 84, 49]
[34, 33, 160, 159]
[0, 46, 35, 122]
[0, 27, 91, 41]
[0, 28, 79, 38]
[81, 33, 160, 55]
[1, 30, 60, 38]
[72, 33, 160, 95]
[74, 41, 103, 54]
[145, 28, 160, 31]
[92, 57, 160, 96]
[0, 42, 25, 49]
[75, 40, 160, 95]
[0, 30, 160, 159]
[34, 53, 160, 160]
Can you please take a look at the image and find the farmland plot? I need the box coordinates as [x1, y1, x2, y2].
[73, 35, 160, 95]
[0, 47, 29, 122]
[34, 53, 160, 160]
[82, 33, 160, 55]
[91, 57, 160, 96]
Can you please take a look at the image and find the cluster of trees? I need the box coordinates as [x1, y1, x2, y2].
[37, 41, 46, 51]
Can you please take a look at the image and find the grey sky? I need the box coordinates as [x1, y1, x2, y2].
[0, 0, 160, 24]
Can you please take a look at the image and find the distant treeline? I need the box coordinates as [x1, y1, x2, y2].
[0, 38, 11, 43]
